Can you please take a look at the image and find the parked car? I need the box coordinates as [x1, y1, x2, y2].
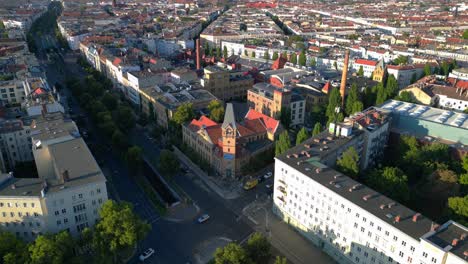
[266, 184, 273, 189]
[244, 179, 258, 190]
[139, 248, 155, 261]
[263, 172, 273, 179]
[197, 214, 210, 223]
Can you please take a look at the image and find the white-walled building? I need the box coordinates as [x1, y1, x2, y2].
[273, 137, 467, 264]
[352, 59, 378, 78]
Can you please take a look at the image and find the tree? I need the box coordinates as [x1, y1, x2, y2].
[375, 83, 387, 105]
[214, 243, 250, 264]
[296, 127, 309, 145]
[290, 53, 297, 65]
[312, 122, 322, 136]
[272, 51, 279, 60]
[366, 167, 410, 202]
[263, 50, 270, 60]
[173, 103, 195, 125]
[111, 129, 128, 149]
[424, 63, 432, 76]
[275, 131, 291, 156]
[357, 66, 364, 77]
[245, 233, 271, 264]
[462, 155, 468, 172]
[244, 50, 248, 56]
[410, 72, 417, 84]
[204, 41, 209, 56]
[395, 91, 415, 103]
[336, 147, 359, 178]
[251, 51, 256, 58]
[298, 51, 306, 66]
[208, 100, 224, 122]
[28, 231, 78, 264]
[448, 195, 468, 225]
[385, 74, 398, 98]
[101, 93, 118, 111]
[279, 107, 291, 129]
[345, 83, 360, 115]
[126, 145, 143, 169]
[393, 55, 408, 65]
[116, 105, 136, 132]
[463, 29, 468, 40]
[216, 47, 221, 58]
[310, 57, 316, 67]
[158, 149, 180, 177]
[223, 46, 228, 59]
[326, 87, 343, 125]
[275, 256, 288, 264]
[282, 51, 288, 60]
[92, 200, 151, 262]
[0, 231, 28, 263]
[333, 61, 338, 70]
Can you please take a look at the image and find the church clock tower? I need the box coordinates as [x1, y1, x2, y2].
[221, 103, 237, 178]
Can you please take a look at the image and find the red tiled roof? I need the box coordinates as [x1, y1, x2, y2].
[322, 82, 331, 93]
[448, 78, 468, 90]
[189, 115, 218, 129]
[113, 58, 122, 66]
[245, 109, 279, 134]
[205, 125, 223, 147]
[355, 59, 378, 67]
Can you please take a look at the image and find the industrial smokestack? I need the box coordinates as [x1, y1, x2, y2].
[340, 50, 350, 107]
[196, 38, 201, 70]
[112, 0, 117, 7]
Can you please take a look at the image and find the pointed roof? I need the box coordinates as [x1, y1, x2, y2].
[245, 108, 280, 134]
[222, 103, 237, 130]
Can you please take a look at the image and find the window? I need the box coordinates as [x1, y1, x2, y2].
[385, 231, 389, 236]
[31, 203, 35, 208]
[18, 212, 22, 217]
[78, 193, 83, 199]
[399, 252, 404, 257]
[61, 209, 66, 214]
[23, 203, 27, 208]
[393, 236, 398, 241]
[402, 241, 406, 246]
[57, 220, 61, 226]
[55, 211, 59, 216]
[410, 246, 415, 252]
[377, 226, 381, 231]
[422, 252, 428, 258]
[10, 212, 14, 217]
[64, 218, 68, 223]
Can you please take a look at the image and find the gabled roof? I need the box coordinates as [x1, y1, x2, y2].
[355, 59, 378, 67]
[245, 108, 280, 134]
[188, 115, 218, 130]
[222, 103, 237, 130]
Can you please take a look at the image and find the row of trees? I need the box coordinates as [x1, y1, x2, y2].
[211, 232, 287, 264]
[0, 200, 150, 264]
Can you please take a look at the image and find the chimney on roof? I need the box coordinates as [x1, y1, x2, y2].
[340, 50, 350, 107]
[394, 215, 401, 223]
[431, 223, 440, 231]
[412, 213, 421, 222]
[452, 238, 459, 247]
[11, 184, 16, 190]
[196, 38, 201, 70]
[112, 0, 117, 7]
[461, 233, 467, 241]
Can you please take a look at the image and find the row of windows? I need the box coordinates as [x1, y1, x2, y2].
[2, 221, 40, 227]
[0, 202, 36, 208]
[1, 211, 39, 218]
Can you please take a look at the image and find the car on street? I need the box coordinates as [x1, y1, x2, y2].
[244, 178, 258, 190]
[263, 172, 273, 179]
[197, 214, 210, 223]
[139, 248, 155, 261]
[266, 184, 273, 189]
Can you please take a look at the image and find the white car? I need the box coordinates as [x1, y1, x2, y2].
[139, 248, 155, 261]
[197, 214, 210, 223]
[263, 172, 273, 179]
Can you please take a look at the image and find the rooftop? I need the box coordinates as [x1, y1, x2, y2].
[276, 134, 437, 240]
[425, 221, 468, 260]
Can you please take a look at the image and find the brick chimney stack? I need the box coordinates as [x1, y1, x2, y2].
[196, 38, 201, 70]
[112, 0, 117, 7]
[340, 50, 350, 107]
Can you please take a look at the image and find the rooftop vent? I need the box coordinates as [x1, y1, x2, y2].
[315, 168, 322, 174]
[394, 215, 401, 223]
[334, 174, 342, 179]
[385, 213, 393, 219]
[286, 154, 291, 158]
[304, 144, 311, 148]
[349, 184, 362, 192]
[452, 238, 459, 247]
[11, 184, 16, 190]
[461, 233, 467, 241]
[412, 213, 421, 222]
[313, 138, 320, 143]
[380, 204, 387, 210]
[388, 202, 396, 208]
[363, 194, 373, 201]
[292, 153, 299, 158]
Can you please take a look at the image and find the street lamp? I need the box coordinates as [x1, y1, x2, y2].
[333, 106, 341, 138]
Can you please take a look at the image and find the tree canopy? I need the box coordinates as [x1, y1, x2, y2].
[275, 131, 291, 156]
[357, 66, 364, 77]
[312, 122, 322, 136]
[296, 127, 309, 145]
[326, 87, 343, 125]
[173, 103, 195, 125]
[298, 51, 306, 66]
[366, 167, 410, 202]
[290, 53, 297, 65]
[336, 147, 359, 179]
[245, 232, 271, 264]
[158, 149, 180, 177]
[208, 100, 224, 122]
[214, 243, 250, 264]
[272, 51, 279, 61]
[345, 83, 362, 116]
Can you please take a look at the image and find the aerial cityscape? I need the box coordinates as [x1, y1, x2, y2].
[0, 0, 467, 263]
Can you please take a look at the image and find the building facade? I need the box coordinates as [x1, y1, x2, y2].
[200, 66, 254, 101]
[182, 103, 280, 178]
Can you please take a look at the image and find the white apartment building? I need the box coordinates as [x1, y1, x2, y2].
[0, 113, 108, 240]
[352, 59, 378, 78]
[273, 136, 467, 264]
[0, 80, 27, 105]
[387, 65, 425, 89]
[290, 95, 306, 127]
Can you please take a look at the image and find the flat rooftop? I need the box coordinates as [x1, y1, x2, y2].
[277, 131, 437, 241]
[380, 100, 468, 129]
[425, 221, 467, 260]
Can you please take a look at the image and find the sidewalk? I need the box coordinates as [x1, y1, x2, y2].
[173, 146, 242, 200]
[243, 199, 336, 264]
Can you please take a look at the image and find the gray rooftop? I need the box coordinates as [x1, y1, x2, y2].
[425, 221, 468, 260]
[276, 131, 438, 241]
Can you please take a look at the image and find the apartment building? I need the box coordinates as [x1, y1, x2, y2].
[273, 130, 467, 264]
[352, 59, 378, 78]
[0, 80, 26, 105]
[125, 69, 170, 105]
[0, 119, 33, 172]
[139, 86, 218, 129]
[200, 66, 254, 101]
[386, 64, 425, 89]
[247, 83, 306, 127]
[0, 112, 108, 240]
